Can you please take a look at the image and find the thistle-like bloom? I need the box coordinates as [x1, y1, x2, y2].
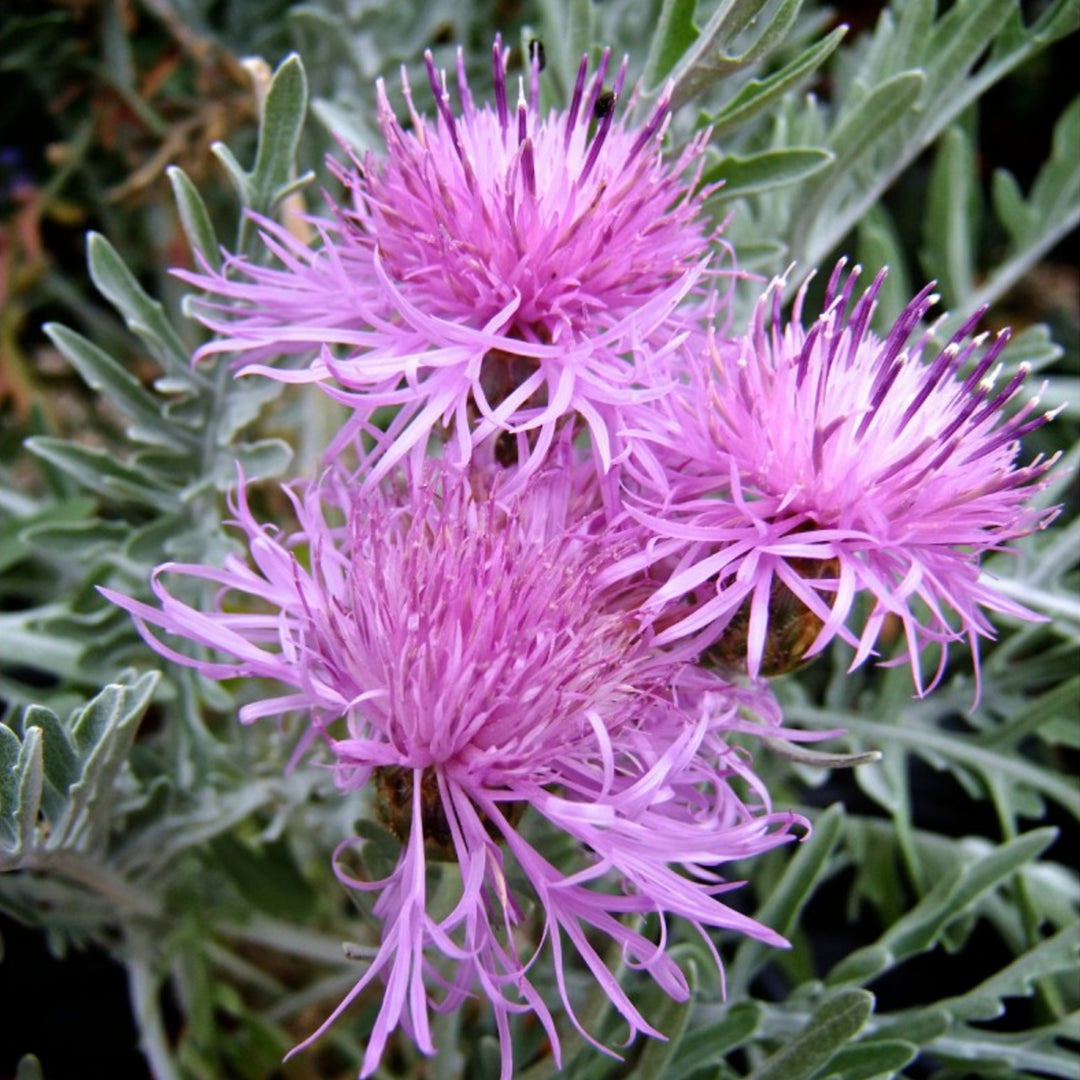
[621, 263, 1060, 690]
[180, 38, 718, 484]
[102, 463, 805, 1078]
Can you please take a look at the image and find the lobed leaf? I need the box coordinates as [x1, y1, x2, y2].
[208, 834, 318, 923]
[0, 610, 85, 684]
[706, 147, 833, 199]
[214, 53, 314, 227]
[827, 829, 1058, 985]
[0, 674, 159, 867]
[44, 323, 197, 451]
[789, 705, 1080, 824]
[86, 233, 195, 380]
[210, 438, 293, 490]
[785, 0, 1078, 291]
[921, 0, 1015, 104]
[26, 438, 180, 509]
[925, 1012, 1080, 1079]
[19, 517, 131, 562]
[935, 921, 1080, 1024]
[663, 1000, 762, 1080]
[167, 165, 222, 273]
[0, 725, 44, 864]
[824, 71, 925, 177]
[705, 26, 847, 136]
[921, 124, 978, 308]
[0, 496, 97, 574]
[813, 1038, 918, 1080]
[642, 0, 700, 88]
[746, 989, 874, 1080]
[664, 0, 804, 109]
[249, 54, 312, 213]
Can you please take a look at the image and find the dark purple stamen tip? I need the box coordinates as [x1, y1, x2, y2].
[823, 259, 851, 308]
[900, 322, 1008, 438]
[583, 98, 617, 181]
[950, 305, 990, 347]
[895, 344, 958, 435]
[455, 48, 474, 114]
[935, 377, 993, 446]
[960, 403, 1048, 465]
[564, 54, 590, 147]
[950, 333, 1008, 408]
[493, 38, 510, 129]
[424, 51, 463, 152]
[611, 55, 629, 101]
[518, 99, 528, 145]
[583, 49, 612, 120]
[846, 269, 886, 353]
[967, 362, 1027, 431]
[521, 138, 536, 197]
[796, 317, 826, 389]
[423, 50, 441, 98]
[627, 87, 673, 161]
[857, 358, 904, 440]
[873, 281, 937, 374]
[953, 354, 997, 402]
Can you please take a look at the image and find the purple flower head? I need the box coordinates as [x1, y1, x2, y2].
[181, 38, 720, 485]
[622, 262, 1061, 692]
[102, 462, 805, 1077]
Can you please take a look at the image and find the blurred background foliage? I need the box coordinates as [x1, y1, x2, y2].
[1, 2, 1077, 1079]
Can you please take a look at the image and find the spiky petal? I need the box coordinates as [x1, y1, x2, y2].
[102, 462, 805, 1077]
[179, 38, 719, 485]
[619, 263, 1061, 691]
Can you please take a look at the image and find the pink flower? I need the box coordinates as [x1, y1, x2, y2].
[619, 262, 1061, 691]
[180, 38, 719, 485]
[102, 462, 805, 1077]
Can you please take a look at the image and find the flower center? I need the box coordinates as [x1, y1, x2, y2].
[704, 554, 841, 677]
[373, 765, 524, 861]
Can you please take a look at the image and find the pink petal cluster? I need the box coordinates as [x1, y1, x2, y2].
[618, 263, 1060, 690]
[103, 462, 807, 1076]
[179, 36, 719, 484]
[105, 35, 1063, 1080]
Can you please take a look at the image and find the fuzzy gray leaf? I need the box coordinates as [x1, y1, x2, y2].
[0, 674, 159, 867]
[747, 989, 874, 1080]
[86, 233, 195, 380]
